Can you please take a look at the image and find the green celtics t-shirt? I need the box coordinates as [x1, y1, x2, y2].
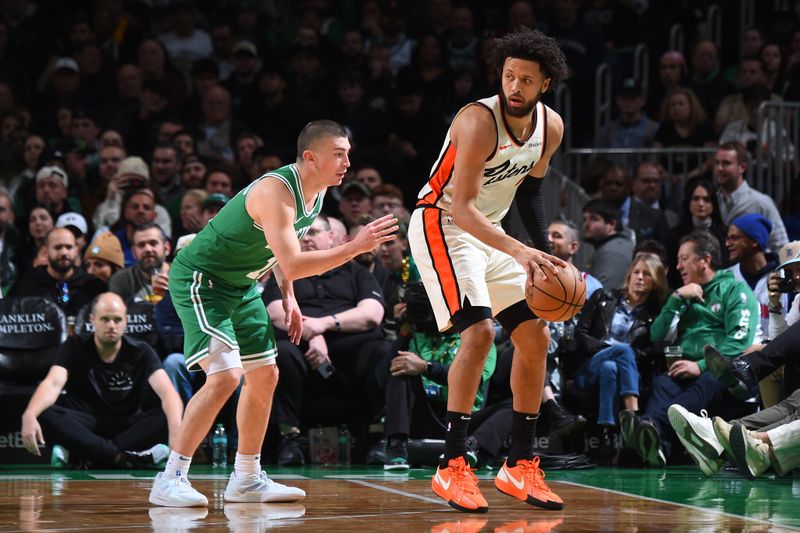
[175, 164, 323, 288]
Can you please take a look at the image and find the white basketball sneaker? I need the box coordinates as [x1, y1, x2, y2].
[149, 472, 209, 507]
[224, 471, 306, 503]
[668, 405, 724, 476]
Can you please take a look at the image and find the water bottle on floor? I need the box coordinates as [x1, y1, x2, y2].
[338, 425, 351, 465]
[211, 423, 228, 468]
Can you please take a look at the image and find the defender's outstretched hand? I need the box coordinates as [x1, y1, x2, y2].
[348, 214, 398, 254]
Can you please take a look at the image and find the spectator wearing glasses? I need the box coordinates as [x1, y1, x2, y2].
[371, 184, 408, 223]
[9, 227, 105, 316]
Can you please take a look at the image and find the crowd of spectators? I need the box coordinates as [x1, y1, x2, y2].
[0, 0, 799, 476]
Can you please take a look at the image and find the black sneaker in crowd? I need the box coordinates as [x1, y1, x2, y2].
[125, 443, 170, 469]
[703, 345, 757, 400]
[545, 400, 587, 439]
[366, 438, 388, 466]
[618, 409, 640, 448]
[384, 435, 409, 471]
[634, 419, 666, 467]
[277, 432, 307, 466]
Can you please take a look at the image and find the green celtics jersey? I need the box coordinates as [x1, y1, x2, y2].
[175, 164, 323, 288]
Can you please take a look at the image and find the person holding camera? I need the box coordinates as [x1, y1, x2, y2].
[92, 156, 173, 241]
[703, 241, 800, 403]
[263, 214, 396, 466]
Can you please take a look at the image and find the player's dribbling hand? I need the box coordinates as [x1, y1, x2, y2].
[283, 296, 303, 345]
[517, 248, 567, 286]
[349, 214, 398, 254]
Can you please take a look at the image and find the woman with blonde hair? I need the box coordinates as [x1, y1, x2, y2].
[654, 86, 716, 186]
[567, 252, 670, 459]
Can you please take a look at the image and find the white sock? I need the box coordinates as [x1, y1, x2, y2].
[234, 452, 261, 478]
[163, 451, 192, 478]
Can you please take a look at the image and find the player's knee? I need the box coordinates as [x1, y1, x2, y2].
[244, 361, 278, 385]
[208, 367, 243, 394]
[512, 318, 549, 346]
[462, 319, 495, 351]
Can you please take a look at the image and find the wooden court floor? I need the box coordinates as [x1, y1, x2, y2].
[0, 466, 798, 532]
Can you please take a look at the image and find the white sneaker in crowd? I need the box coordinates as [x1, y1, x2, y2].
[730, 424, 771, 479]
[667, 405, 724, 476]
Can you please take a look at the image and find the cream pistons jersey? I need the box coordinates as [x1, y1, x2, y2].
[416, 95, 548, 223]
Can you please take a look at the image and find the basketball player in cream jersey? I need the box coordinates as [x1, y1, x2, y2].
[408, 28, 570, 513]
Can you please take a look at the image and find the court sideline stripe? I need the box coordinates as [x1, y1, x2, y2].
[349, 479, 449, 506]
[555, 479, 800, 531]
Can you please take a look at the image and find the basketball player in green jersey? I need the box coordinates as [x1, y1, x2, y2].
[149, 120, 398, 507]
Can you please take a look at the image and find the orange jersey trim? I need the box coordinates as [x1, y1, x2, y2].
[418, 142, 456, 207]
[421, 208, 461, 316]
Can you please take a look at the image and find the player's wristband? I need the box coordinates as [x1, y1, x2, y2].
[332, 314, 341, 332]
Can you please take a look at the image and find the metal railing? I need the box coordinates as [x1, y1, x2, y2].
[552, 84, 573, 155]
[594, 64, 612, 146]
[633, 44, 649, 97]
[669, 24, 684, 55]
[562, 147, 718, 185]
[740, 0, 754, 56]
[754, 101, 800, 205]
[707, 4, 722, 49]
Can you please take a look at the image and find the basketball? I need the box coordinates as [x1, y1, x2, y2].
[525, 262, 587, 322]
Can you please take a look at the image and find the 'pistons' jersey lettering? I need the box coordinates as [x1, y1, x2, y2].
[416, 95, 547, 223]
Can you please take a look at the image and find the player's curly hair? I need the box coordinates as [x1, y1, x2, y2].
[493, 27, 570, 86]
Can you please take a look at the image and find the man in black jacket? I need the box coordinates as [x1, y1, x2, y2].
[263, 215, 394, 465]
[10, 227, 105, 316]
[20, 293, 182, 468]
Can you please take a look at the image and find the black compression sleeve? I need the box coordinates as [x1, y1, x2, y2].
[516, 177, 552, 254]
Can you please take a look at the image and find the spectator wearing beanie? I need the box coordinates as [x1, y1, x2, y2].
[724, 213, 784, 342]
[84, 232, 125, 284]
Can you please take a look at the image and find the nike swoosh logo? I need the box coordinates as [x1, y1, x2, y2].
[435, 470, 451, 490]
[499, 143, 513, 151]
[460, 416, 471, 420]
[502, 467, 525, 490]
[525, 416, 538, 421]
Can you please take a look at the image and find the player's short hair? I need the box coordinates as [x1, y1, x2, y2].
[493, 27, 569, 86]
[296, 120, 348, 158]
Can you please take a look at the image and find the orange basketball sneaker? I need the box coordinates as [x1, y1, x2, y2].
[431, 456, 488, 513]
[495, 456, 564, 510]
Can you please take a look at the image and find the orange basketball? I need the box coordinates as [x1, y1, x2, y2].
[525, 262, 587, 322]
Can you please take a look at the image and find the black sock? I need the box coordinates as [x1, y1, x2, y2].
[442, 411, 471, 466]
[507, 410, 538, 467]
